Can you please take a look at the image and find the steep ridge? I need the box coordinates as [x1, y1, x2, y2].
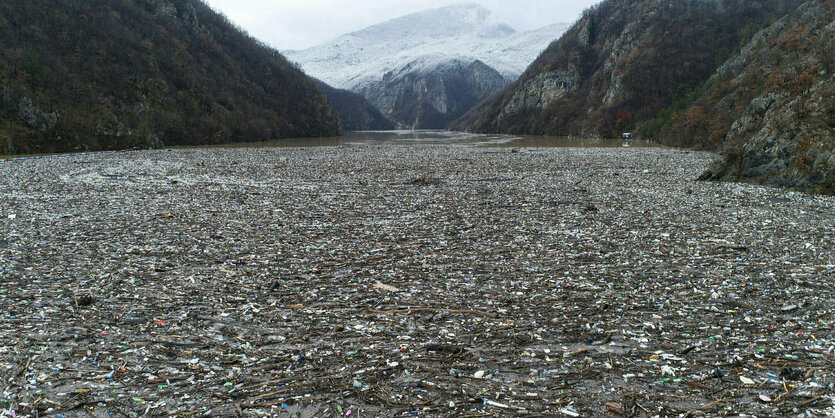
[688, 1, 834, 193]
[314, 81, 395, 131]
[286, 4, 569, 129]
[0, 0, 340, 154]
[452, 0, 804, 138]
[357, 58, 507, 129]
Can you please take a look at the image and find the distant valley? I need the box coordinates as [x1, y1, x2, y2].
[286, 4, 569, 129]
[1, 0, 831, 194]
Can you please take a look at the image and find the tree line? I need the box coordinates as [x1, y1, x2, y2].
[0, 0, 340, 155]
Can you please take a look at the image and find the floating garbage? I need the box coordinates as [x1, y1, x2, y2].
[0, 143, 832, 415]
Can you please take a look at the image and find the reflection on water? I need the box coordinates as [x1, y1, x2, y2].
[344, 130, 490, 145]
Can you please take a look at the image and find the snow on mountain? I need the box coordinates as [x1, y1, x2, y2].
[285, 4, 570, 90]
[356, 57, 508, 129]
[470, 23, 571, 78]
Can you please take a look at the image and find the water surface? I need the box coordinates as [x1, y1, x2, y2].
[344, 130, 491, 145]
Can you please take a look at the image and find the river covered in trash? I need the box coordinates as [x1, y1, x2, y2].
[1, 133, 834, 417]
[159, 130, 659, 149]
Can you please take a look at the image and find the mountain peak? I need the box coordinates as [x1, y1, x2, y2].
[353, 3, 515, 42]
[286, 4, 568, 89]
[285, 4, 569, 129]
[423, 3, 494, 23]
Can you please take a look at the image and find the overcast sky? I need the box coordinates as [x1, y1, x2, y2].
[202, 0, 602, 50]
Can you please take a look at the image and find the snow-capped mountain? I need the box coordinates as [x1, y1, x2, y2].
[359, 58, 508, 129]
[469, 23, 572, 79]
[285, 3, 569, 128]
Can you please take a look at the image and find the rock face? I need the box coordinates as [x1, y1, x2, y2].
[17, 97, 58, 132]
[285, 4, 569, 129]
[498, 68, 579, 122]
[452, 0, 804, 137]
[358, 59, 508, 129]
[450, 0, 833, 194]
[0, 0, 340, 154]
[694, 1, 834, 194]
[314, 81, 394, 131]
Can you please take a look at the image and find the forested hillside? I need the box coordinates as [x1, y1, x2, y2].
[452, 0, 803, 139]
[688, 1, 834, 193]
[0, 0, 341, 155]
[314, 80, 394, 131]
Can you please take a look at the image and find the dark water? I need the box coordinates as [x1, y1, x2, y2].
[343, 130, 490, 145]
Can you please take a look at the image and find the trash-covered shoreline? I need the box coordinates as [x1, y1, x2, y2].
[1, 143, 834, 417]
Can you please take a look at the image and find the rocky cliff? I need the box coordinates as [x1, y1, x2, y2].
[359, 58, 508, 129]
[0, 0, 341, 154]
[452, 0, 804, 138]
[690, 1, 834, 194]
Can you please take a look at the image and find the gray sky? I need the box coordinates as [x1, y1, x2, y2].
[202, 0, 602, 50]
